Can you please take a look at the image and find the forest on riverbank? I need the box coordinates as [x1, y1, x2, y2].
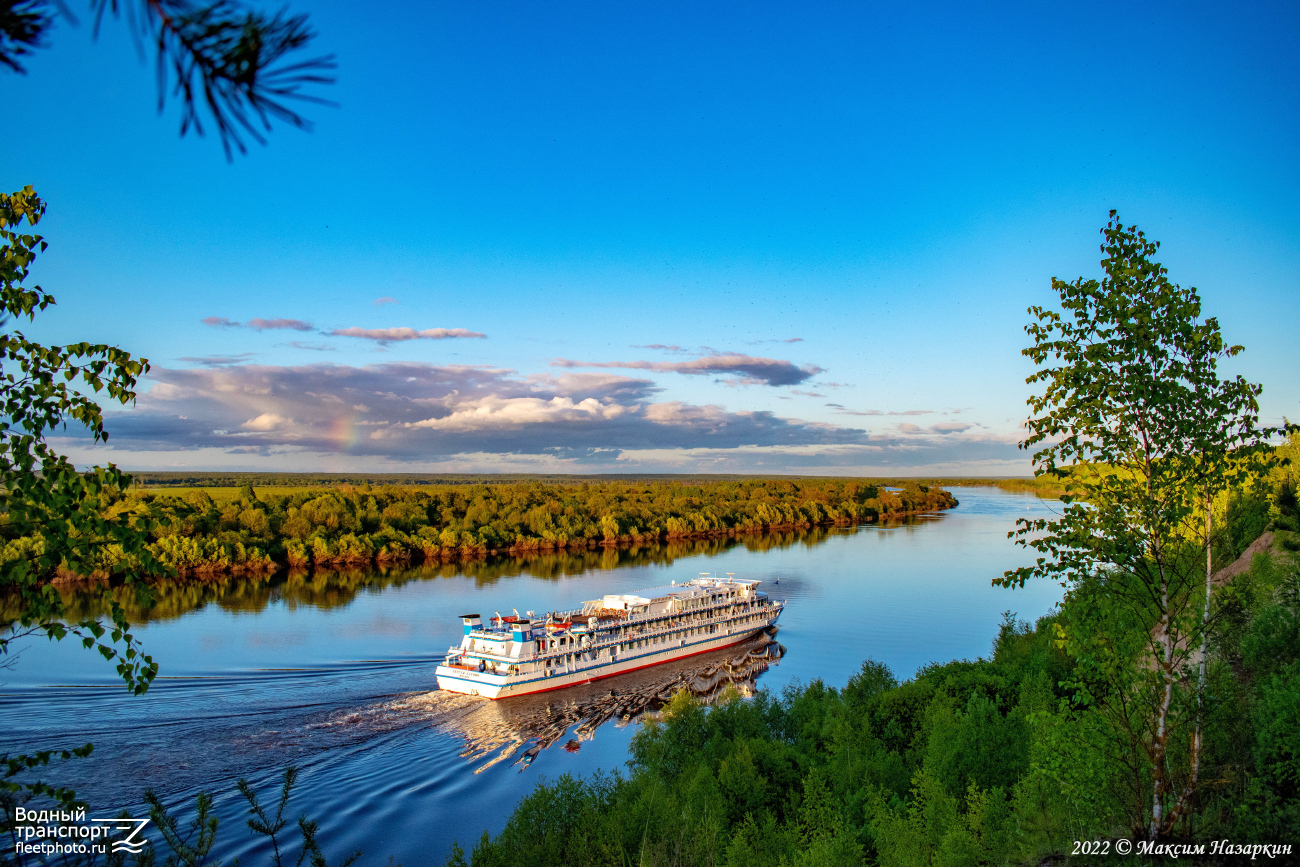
[1, 479, 957, 581]
[450, 451, 1300, 867]
[3, 524, 852, 625]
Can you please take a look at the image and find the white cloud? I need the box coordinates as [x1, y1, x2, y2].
[242, 413, 290, 431]
[410, 396, 633, 431]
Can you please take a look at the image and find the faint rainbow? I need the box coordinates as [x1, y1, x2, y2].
[328, 416, 362, 451]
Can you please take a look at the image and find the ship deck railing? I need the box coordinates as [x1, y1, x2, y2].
[441, 661, 482, 672]
[451, 599, 782, 666]
[473, 597, 775, 640]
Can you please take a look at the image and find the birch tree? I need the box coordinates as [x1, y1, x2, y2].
[998, 211, 1277, 840]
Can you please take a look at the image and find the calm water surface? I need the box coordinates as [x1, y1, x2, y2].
[0, 487, 1063, 864]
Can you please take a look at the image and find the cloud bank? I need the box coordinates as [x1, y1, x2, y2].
[199, 316, 485, 344]
[202, 316, 314, 331]
[827, 405, 935, 417]
[94, 362, 875, 467]
[329, 327, 488, 343]
[552, 353, 824, 387]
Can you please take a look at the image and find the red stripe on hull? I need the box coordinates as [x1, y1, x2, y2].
[488, 631, 759, 700]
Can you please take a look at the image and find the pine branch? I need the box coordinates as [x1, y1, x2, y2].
[4, 1, 335, 157]
[0, 0, 51, 72]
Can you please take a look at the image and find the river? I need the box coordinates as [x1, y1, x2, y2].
[0, 487, 1064, 865]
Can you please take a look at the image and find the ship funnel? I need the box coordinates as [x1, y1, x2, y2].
[512, 620, 531, 642]
[460, 614, 482, 635]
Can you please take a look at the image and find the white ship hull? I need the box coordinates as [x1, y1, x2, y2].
[436, 621, 776, 699]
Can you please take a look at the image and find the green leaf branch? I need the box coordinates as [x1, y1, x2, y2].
[0, 186, 161, 695]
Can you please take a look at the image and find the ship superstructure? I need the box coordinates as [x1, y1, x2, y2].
[435, 573, 784, 699]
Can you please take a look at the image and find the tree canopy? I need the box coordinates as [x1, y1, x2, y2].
[1000, 211, 1281, 839]
[2, 478, 958, 578]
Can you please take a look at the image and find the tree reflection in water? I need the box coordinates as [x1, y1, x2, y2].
[8, 518, 937, 625]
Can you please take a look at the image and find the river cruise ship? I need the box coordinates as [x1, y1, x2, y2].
[435, 573, 784, 699]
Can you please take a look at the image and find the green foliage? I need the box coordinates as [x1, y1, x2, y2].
[0, 187, 161, 694]
[456, 489, 1295, 866]
[0, 186, 163, 825]
[0, 741, 95, 850]
[14, 478, 956, 580]
[922, 691, 1028, 800]
[842, 659, 898, 713]
[452, 615, 1089, 867]
[144, 789, 225, 867]
[1002, 211, 1280, 839]
[1240, 571, 1300, 679]
[1268, 431, 1300, 539]
[0, 187, 167, 854]
[1241, 663, 1300, 835]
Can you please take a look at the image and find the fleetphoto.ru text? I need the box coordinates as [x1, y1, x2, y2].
[11, 807, 150, 858]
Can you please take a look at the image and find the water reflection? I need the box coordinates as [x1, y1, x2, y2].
[9, 520, 938, 624]
[414, 630, 785, 773]
[0, 489, 1063, 867]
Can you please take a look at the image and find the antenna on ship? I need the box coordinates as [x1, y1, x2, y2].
[726, 572, 735, 582]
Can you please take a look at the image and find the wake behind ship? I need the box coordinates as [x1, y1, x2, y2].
[435, 573, 784, 699]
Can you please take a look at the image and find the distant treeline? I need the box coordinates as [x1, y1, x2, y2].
[987, 475, 1071, 497]
[130, 471, 798, 488]
[128, 471, 1044, 492]
[14, 479, 957, 580]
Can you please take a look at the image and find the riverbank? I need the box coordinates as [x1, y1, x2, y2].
[456, 520, 1300, 866]
[14, 478, 958, 582]
[0, 488, 1066, 867]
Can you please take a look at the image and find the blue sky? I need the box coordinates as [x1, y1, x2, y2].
[6, 1, 1298, 474]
